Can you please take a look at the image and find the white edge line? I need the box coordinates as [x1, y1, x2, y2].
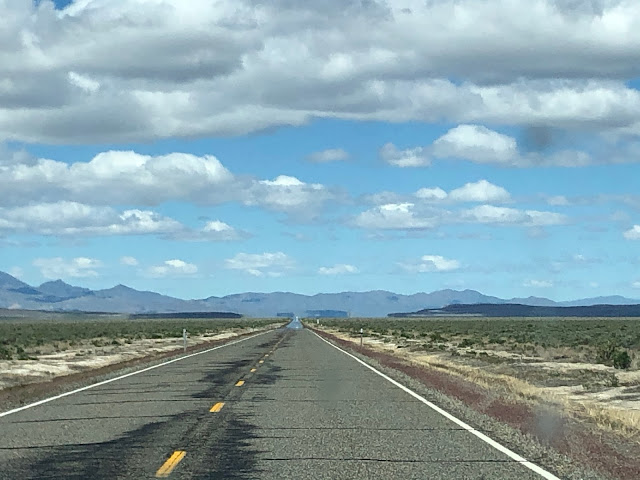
[0, 330, 271, 418]
[311, 329, 561, 480]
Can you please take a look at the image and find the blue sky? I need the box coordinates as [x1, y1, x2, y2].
[1, 0, 640, 300]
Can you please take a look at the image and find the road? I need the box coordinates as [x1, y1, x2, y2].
[0, 327, 557, 479]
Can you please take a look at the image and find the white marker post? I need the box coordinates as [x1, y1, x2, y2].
[360, 328, 363, 347]
[183, 328, 187, 353]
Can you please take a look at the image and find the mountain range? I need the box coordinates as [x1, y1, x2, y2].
[1, 271, 639, 317]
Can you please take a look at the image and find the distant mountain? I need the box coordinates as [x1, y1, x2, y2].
[0, 271, 30, 290]
[0, 270, 639, 317]
[390, 303, 640, 318]
[558, 296, 640, 306]
[38, 280, 92, 299]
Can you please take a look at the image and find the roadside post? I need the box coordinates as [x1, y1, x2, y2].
[183, 328, 187, 353]
[360, 328, 363, 346]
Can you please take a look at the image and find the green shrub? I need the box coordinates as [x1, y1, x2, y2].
[0, 346, 12, 360]
[459, 338, 475, 348]
[612, 350, 632, 370]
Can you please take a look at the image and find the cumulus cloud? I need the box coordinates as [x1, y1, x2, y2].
[0, 150, 232, 207]
[354, 203, 439, 230]
[460, 205, 567, 226]
[147, 259, 198, 278]
[307, 148, 349, 163]
[432, 125, 518, 165]
[523, 279, 554, 288]
[0, 201, 250, 240]
[33, 257, 102, 279]
[0, 202, 183, 236]
[415, 187, 447, 201]
[3, 1, 640, 143]
[318, 264, 359, 275]
[173, 221, 250, 242]
[624, 225, 640, 239]
[379, 143, 430, 167]
[400, 255, 461, 273]
[633, 281, 640, 289]
[120, 256, 139, 266]
[224, 252, 294, 277]
[447, 180, 511, 203]
[383, 124, 606, 168]
[353, 200, 566, 230]
[244, 175, 338, 218]
[0, 149, 340, 220]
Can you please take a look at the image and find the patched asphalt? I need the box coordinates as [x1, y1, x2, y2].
[0, 328, 550, 479]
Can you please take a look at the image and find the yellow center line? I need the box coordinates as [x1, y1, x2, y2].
[235, 380, 245, 387]
[156, 450, 186, 478]
[209, 402, 225, 413]
[258, 360, 264, 364]
[250, 368, 257, 373]
[264, 354, 269, 357]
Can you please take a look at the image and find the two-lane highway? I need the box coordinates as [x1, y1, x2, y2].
[0, 327, 558, 479]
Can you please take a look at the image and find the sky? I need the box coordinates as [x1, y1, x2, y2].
[1, 0, 640, 300]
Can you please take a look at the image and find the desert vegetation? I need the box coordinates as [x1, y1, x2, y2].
[316, 317, 638, 369]
[0, 317, 278, 361]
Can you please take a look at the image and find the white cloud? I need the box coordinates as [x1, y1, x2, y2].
[379, 143, 430, 167]
[632, 281, 640, 289]
[354, 203, 438, 230]
[33, 257, 102, 279]
[224, 252, 294, 277]
[400, 255, 461, 273]
[0, 150, 233, 207]
[318, 264, 359, 275]
[354, 200, 566, 230]
[415, 187, 447, 201]
[448, 180, 511, 203]
[3, 2, 640, 143]
[460, 205, 567, 226]
[523, 279, 554, 288]
[173, 220, 249, 242]
[384, 125, 603, 168]
[432, 125, 518, 165]
[120, 256, 139, 266]
[0, 201, 251, 241]
[243, 175, 339, 218]
[0, 149, 339, 218]
[624, 225, 640, 240]
[0, 202, 183, 236]
[307, 148, 349, 163]
[413, 180, 510, 204]
[68, 72, 100, 94]
[147, 259, 198, 278]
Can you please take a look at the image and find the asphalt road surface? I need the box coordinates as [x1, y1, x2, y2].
[0, 327, 558, 479]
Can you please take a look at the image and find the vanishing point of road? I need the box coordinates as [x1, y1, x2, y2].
[0, 326, 560, 479]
